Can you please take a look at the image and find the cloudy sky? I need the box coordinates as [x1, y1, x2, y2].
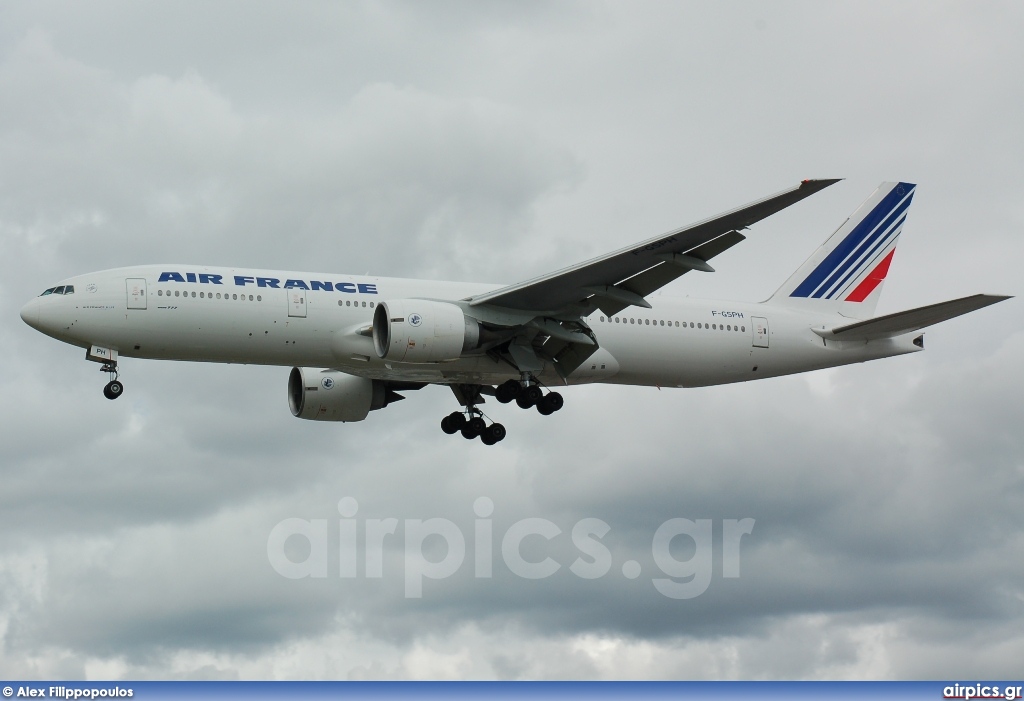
[2, 1, 1023, 681]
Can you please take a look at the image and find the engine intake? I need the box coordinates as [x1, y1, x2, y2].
[372, 299, 480, 363]
[288, 367, 399, 422]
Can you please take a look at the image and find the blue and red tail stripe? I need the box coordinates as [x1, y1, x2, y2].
[790, 182, 915, 300]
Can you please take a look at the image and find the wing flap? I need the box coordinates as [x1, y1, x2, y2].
[821, 294, 1011, 340]
[597, 230, 747, 316]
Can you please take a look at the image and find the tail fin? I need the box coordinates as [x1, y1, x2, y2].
[768, 181, 916, 319]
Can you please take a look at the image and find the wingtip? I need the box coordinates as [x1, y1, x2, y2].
[799, 178, 843, 189]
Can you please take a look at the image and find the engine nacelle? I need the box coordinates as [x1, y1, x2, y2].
[288, 367, 391, 422]
[372, 299, 480, 363]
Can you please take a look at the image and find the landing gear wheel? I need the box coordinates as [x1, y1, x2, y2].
[516, 385, 543, 409]
[481, 423, 506, 445]
[495, 380, 521, 404]
[461, 423, 481, 439]
[537, 391, 563, 415]
[103, 380, 124, 400]
[442, 411, 466, 434]
[468, 416, 486, 435]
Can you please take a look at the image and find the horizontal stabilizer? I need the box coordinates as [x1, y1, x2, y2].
[816, 294, 1011, 341]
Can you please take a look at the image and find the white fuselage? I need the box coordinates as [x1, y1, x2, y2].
[19, 264, 922, 389]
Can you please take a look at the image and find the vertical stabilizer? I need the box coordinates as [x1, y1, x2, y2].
[768, 181, 915, 319]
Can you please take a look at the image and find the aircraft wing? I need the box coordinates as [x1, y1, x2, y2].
[818, 294, 1012, 341]
[468, 179, 840, 315]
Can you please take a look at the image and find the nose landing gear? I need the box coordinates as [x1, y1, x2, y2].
[100, 361, 123, 400]
[87, 346, 124, 400]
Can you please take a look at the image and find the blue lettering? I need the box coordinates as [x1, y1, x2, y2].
[310, 280, 333, 292]
[159, 272, 186, 283]
[186, 272, 197, 283]
[234, 276, 255, 286]
[198, 274, 223, 285]
[358, 283, 378, 294]
[284, 279, 310, 290]
[336, 282, 357, 293]
[257, 277, 281, 288]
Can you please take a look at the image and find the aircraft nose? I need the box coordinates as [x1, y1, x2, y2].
[20, 298, 39, 330]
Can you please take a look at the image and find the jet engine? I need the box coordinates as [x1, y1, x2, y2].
[372, 299, 481, 363]
[288, 367, 402, 422]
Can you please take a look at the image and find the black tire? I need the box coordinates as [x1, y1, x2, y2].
[481, 432, 497, 446]
[537, 397, 555, 415]
[468, 416, 487, 434]
[545, 391, 564, 412]
[485, 423, 507, 443]
[446, 411, 467, 430]
[441, 416, 458, 434]
[524, 385, 543, 404]
[461, 424, 480, 439]
[104, 380, 123, 400]
[515, 393, 534, 409]
[495, 379, 520, 404]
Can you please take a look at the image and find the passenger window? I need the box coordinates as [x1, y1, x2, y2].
[257, 295, 262, 301]
[249, 295, 253, 301]
[370, 302, 374, 308]
[174, 290, 180, 297]
[158, 290, 163, 296]
[600, 316, 605, 322]
[742, 326, 746, 332]
[232, 294, 237, 300]
[216, 293, 221, 299]
[362, 301, 367, 307]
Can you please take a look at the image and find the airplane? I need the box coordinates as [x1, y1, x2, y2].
[19, 180, 1010, 445]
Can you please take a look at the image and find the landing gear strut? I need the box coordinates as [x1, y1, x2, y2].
[100, 362, 123, 400]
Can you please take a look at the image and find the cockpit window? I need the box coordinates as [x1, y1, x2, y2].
[39, 285, 74, 296]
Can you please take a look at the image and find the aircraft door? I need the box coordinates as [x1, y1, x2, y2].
[752, 316, 769, 348]
[288, 289, 307, 318]
[126, 278, 147, 310]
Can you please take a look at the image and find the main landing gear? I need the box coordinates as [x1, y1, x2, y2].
[440, 376, 564, 445]
[441, 409, 507, 445]
[495, 378, 564, 416]
[100, 361, 123, 400]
